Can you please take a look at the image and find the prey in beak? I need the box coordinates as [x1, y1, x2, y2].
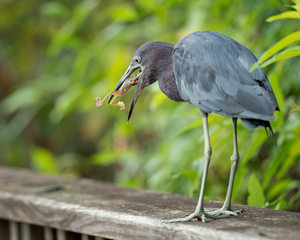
[95, 55, 146, 123]
[109, 56, 145, 123]
[95, 41, 174, 122]
[94, 71, 140, 110]
[127, 76, 144, 123]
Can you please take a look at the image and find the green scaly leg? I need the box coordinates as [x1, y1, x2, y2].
[207, 118, 244, 217]
[163, 117, 243, 223]
[164, 112, 213, 223]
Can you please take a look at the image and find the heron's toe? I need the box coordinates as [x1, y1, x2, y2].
[207, 208, 244, 218]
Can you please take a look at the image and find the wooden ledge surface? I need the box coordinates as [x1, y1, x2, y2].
[0, 167, 299, 240]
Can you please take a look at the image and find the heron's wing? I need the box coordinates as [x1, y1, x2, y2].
[173, 31, 279, 121]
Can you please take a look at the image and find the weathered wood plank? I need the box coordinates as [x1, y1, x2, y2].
[81, 234, 88, 240]
[9, 221, 18, 240]
[57, 229, 66, 240]
[21, 223, 30, 240]
[44, 227, 53, 240]
[0, 167, 299, 240]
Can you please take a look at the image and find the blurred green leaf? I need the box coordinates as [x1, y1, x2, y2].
[275, 199, 287, 210]
[263, 138, 298, 190]
[286, 188, 300, 209]
[266, 179, 292, 199]
[259, 46, 300, 68]
[92, 151, 122, 166]
[232, 167, 248, 202]
[172, 119, 202, 139]
[257, 31, 300, 64]
[0, 108, 38, 141]
[1, 87, 40, 114]
[177, 169, 198, 182]
[269, 70, 285, 113]
[31, 148, 60, 174]
[40, 2, 69, 17]
[262, 197, 282, 209]
[266, 11, 300, 22]
[241, 132, 266, 168]
[292, 105, 300, 112]
[73, 0, 99, 23]
[136, 0, 156, 10]
[247, 173, 266, 207]
[50, 87, 82, 122]
[106, 5, 138, 22]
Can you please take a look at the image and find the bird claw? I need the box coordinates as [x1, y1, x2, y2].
[200, 214, 207, 223]
[207, 208, 244, 217]
[236, 209, 244, 215]
[163, 211, 210, 223]
[163, 208, 244, 224]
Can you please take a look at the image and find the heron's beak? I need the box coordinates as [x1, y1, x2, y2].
[127, 78, 145, 123]
[108, 62, 144, 123]
[108, 65, 140, 104]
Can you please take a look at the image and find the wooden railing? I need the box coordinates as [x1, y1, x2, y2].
[0, 167, 299, 240]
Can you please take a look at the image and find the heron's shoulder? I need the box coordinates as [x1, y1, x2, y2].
[173, 31, 239, 62]
[174, 31, 233, 47]
[173, 31, 267, 81]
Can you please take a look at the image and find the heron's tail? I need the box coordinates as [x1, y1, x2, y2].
[241, 118, 277, 149]
[264, 122, 277, 148]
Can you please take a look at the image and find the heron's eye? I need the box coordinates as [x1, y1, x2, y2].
[134, 57, 141, 63]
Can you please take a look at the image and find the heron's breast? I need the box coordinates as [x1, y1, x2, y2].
[158, 77, 184, 102]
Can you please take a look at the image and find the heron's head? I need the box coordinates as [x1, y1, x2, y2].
[109, 41, 174, 122]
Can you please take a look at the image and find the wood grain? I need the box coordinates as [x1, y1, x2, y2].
[0, 167, 299, 240]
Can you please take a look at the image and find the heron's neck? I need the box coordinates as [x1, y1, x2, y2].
[158, 61, 183, 102]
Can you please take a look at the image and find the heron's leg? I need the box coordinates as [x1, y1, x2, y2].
[163, 113, 212, 223]
[208, 118, 244, 217]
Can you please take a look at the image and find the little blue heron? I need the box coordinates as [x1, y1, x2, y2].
[106, 31, 279, 223]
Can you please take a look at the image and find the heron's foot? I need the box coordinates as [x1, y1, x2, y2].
[162, 210, 208, 223]
[163, 209, 234, 223]
[162, 208, 244, 223]
[207, 208, 244, 217]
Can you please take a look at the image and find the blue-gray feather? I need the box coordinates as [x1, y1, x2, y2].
[173, 31, 279, 129]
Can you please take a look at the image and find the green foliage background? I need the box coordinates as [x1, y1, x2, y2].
[0, 0, 299, 212]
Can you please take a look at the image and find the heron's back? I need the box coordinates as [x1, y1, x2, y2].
[173, 31, 279, 128]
